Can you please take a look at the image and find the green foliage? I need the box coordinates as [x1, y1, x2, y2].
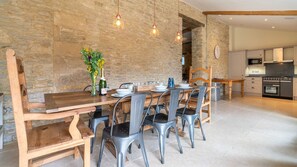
[81, 48, 105, 76]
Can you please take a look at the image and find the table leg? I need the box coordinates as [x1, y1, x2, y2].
[241, 81, 244, 97]
[228, 81, 232, 100]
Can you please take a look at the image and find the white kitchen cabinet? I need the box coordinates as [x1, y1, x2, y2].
[264, 49, 273, 61]
[283, 47, 294, 61]
[247, 50, 264, 59]
[245, 77, 262, 95]
[229, 51, 246, 92]
[294, 46, 297, 66]
[293, 78, 297, 100]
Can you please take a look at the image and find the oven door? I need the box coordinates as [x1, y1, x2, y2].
[263, 83, 280, 97]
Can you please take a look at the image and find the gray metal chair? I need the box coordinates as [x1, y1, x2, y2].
[97, 93, 152, 167]
[83, 85, 109, 153]
[176, 86, 207, 148]
[144, 89, 183, 164]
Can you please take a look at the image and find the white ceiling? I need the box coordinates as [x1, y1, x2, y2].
[182, 0, 297, 31]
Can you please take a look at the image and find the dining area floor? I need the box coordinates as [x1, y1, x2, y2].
[1, 96, 297, 167]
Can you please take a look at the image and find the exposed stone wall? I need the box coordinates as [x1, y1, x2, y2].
[0, 0, 228, 144]
[207, 16, 229, 78]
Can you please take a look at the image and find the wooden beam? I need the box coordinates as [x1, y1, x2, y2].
[203, 10, 297, 16]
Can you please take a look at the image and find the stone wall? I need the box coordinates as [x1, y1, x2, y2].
[0, 0, 228, 144]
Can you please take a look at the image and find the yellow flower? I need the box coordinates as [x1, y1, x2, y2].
[87, 65, 92, 73]
[85, 48, 89, 52]
[94, 70, 98, 76]
[98, 59, 105, 69]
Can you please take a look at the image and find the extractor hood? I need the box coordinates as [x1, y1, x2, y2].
[264, 48, 293, 64]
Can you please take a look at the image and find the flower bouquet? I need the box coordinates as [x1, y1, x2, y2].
[81, 47, 105, 96]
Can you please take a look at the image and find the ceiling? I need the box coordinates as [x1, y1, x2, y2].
[182, 0, 297, 32]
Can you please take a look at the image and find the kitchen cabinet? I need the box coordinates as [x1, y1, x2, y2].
[293, 78, 297, 100]
[294, 46, 297, 66]
[245, 77, 262, 95]
[229, 51, 246, 92]
[283, 47, 294, 61]
[247, 50, 264, 59]
[264, 49, 273, 61]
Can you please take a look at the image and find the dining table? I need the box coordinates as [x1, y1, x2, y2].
[44, 87, 193, 158]
[212, 78, 245, 100]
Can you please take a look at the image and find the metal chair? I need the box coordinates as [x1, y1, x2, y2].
[176, 86, 207, 148]
[97, 93, 152, 167]
[144, 89, 183, 164]
[83, 85, 109, 153]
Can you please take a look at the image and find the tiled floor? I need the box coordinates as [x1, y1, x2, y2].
[1, 96, 297, 167]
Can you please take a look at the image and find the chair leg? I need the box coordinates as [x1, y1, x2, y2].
[128, 144, 132, 154]
[166, 128, 170, 138]
[19, 153, 28, 167]
[182, 118, 186, 132]
[198, 118, 206, 141]
[84, 139, 91, 167]
[158, 133, 165, 164]
[139, 133, 149, 167]
[116, 146, 128, 167]
[188, 123, 195, 148]
[174, 124, 183, 154]
[97, 137, 106, 167]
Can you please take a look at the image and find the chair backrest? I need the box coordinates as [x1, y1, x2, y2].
[111, 93, 152, 136]
[119, 82, 133, 89]
[194, 86, 207, 115]
[188, 66, 212, 86]
[83, 85, 92, 91]
[154, 89, 181, 122]
[188, 66, 212, 104]
[6, 49, 29, 152]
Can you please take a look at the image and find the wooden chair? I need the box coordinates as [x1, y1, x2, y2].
[6, 49, 95, 167]
[188, 66, 212, 124]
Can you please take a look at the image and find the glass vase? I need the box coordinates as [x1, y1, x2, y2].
[90, 74, 97, 96]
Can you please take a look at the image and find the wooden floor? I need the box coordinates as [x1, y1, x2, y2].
[1, 95, 297, 167]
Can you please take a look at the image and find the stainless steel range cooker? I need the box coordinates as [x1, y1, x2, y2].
[262, 76, 293, 100]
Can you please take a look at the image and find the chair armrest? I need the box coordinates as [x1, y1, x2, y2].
[23, 107, 96, 121]
[28, 102, 46, 109]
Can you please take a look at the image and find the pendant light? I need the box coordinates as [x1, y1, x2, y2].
[175, 0, 182, 44]
[113, 0, 124, 29]
[150, 0, 159, 37]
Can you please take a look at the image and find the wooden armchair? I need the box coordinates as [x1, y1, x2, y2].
[6, 49, 95, 167]
[188, 66, 213, 124]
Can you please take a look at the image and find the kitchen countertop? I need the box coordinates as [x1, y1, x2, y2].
[245, 75, 265, 77]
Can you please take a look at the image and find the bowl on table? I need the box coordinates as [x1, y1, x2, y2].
[179, 83, 190, 88]
[155, 85, 167, 90]
[116, 89, 131, 96]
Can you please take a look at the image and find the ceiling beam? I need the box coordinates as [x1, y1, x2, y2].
[202, 10, 297, 16]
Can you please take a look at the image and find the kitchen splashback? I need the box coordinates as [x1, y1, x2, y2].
[265, 62, 294, 76]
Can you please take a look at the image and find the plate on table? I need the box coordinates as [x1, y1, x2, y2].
[111, 93, 131, 98]
[151, 89, 167, 92]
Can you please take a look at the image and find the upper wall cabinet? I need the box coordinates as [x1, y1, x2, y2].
[283, 47, 294, 61]
[264, 49, 273, 61]
[294, 46, 297, 66]
[247, 50, 264, 59]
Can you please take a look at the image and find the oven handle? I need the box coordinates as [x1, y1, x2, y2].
[280, 81, 292, 83]
[272, 85, 280, 87]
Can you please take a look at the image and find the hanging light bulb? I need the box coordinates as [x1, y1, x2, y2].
[150, 0, 159, 37]
[175, 0, 182, 44]
[113, 0, 124, 29]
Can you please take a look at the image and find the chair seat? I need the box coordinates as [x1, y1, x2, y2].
[27, 120, 94, 151]
[176, 108, 196, 115]
[145, 113, 169, 123]
[103, 122, 130, 138]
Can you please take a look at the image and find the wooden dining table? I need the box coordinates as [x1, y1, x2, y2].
[212, 78, 245, 100]
[44, 88, 191, 159]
